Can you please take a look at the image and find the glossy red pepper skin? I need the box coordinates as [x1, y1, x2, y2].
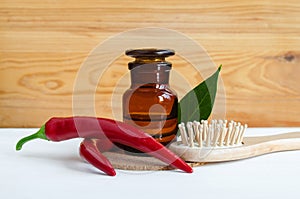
[79, 138, 116, 176]
[17, 117, 193, 174]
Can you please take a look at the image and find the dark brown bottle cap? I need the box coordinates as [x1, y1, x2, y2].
[125, 48, 175, 58]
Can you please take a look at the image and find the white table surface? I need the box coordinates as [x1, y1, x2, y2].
[1, 128, 300, 199]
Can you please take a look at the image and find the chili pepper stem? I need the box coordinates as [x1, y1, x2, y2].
[16, 125, 49, 151]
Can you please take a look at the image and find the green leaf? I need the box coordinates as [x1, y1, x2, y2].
[178, 65, 222, 124]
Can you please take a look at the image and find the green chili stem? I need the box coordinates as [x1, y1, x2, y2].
[16, 125, 48, 151]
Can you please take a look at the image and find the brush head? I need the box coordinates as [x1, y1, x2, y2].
[177, 120, 248, 148]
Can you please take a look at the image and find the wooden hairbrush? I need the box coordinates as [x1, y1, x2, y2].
[169, 120, 300, 162]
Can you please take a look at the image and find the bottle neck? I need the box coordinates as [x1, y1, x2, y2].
[129, 63, 171, 86]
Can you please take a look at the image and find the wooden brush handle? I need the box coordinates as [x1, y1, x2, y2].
[169, 132, 300, 162]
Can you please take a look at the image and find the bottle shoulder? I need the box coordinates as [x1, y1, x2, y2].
[123, 85, 177, 98]
[123, 85, 177, 105]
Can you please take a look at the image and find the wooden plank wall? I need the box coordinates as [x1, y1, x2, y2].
[0, 0, 299, 127]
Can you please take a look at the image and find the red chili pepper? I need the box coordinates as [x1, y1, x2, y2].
[79, 138, 116, 176]
[16, 117, 193, 174]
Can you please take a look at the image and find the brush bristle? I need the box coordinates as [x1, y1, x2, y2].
[178, 120, 248, 148]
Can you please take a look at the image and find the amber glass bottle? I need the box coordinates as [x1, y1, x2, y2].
[122, 49, 178, 152]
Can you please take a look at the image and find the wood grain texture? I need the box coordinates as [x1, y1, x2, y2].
[0, 0, 299, 127]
